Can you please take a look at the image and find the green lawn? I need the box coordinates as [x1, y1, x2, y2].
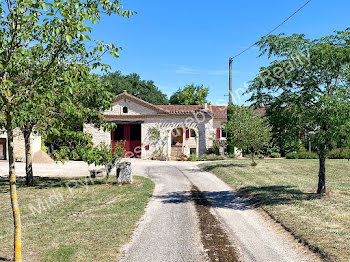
[0, 176, 154, 262]
[200, 159, 350, 262]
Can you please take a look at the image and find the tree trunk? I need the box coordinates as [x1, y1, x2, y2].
[251, 151, 255, 164]
[317, 154, 326, 194]
[24, 129, 34, 186]
[7, 113, 22, 261]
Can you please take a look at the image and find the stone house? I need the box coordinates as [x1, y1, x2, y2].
[0, 129, 42, 161]
[85, 91, 230, 159]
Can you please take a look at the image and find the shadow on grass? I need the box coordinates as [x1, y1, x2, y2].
[0, 257, 11, 261]
[0, 176, 106, 193]
[201, 162, 249, 171]
[156, 185, 321, 210]
[237, 185, 322, 208]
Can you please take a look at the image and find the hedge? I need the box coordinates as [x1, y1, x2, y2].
[328, 148, 350, 159]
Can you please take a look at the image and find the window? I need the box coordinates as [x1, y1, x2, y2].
[190, 129, 196, 138]
[122, 107, 128, 114]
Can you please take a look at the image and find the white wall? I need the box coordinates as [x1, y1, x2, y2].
[0, 129, 42, 160]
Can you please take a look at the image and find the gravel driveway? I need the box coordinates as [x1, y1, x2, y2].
[121, 159, 321, 262]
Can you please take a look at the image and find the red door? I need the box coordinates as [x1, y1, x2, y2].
[0, 138, 6, 160]
[112, 124, 141, 158]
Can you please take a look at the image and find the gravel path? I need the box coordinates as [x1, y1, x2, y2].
[121, 160, 321, 262]
[120, 163, 206, 262]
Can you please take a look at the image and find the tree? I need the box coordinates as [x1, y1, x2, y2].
[102, 71, 168, 105]
[169, 84, 209, 105]
[18, 68, 115, 186]
[0, 1, 133, 260]
[85, 142, 125, 182]
[225, 105, 271, 165]
[247, 30, 350, 194]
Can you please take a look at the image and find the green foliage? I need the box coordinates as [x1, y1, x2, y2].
[169, 84, 209, 105]
[286, 152, 299, 159]
[148, 127, 167, 160]
[270, 152, 281, 158]
[256, 154, 265, 159]
[198, 154, 225, 161]
[328, 148, 350, 159]
[207, 139, 221, 155]
[187, 156, 197, 161]
[0, 0, 132, 160]
[101, 71, 168, 105]
[85, 142, 125, 179]
[225, 104, 271, 164]
[298, 152, 318, 159]
[227, 154, 237, 159]
[250, 162, 258, 167]
[247, 30, 350, 193]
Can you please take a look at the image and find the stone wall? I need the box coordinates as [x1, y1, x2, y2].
[84, 124, 111, 146]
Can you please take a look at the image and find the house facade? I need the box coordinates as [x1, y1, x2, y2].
[0, 129, 42, 161]
[85, 91, 229, 159]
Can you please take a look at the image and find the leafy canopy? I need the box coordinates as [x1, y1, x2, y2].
[101, 71, 168, 105]
[225, 105, 271, 163]
[248, 30, 350, 157]
[169, 84, 209, 105]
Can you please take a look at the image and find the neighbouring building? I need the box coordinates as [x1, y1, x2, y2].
[85, 91, 231, 159]
[0, 129, 42, 161]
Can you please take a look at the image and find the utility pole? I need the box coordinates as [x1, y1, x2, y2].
[228, 57, 233, 104]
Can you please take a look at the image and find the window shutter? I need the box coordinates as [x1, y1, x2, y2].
[186, 129, 190, 139]
[217, 128, 221, 139]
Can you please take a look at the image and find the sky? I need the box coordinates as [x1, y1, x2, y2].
[90, 0, 349, 105]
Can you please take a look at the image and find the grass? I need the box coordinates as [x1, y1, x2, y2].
[0, 175, 154, 262]
[200, 159, 350, 262]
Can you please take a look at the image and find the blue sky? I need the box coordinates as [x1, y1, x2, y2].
[91, 0, 349, 105]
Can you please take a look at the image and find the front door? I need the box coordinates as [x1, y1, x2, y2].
[112, 124, 141, 158]
[0, 138, 6, 160]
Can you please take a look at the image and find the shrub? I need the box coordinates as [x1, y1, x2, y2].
[286, 152, 298, 159]
[256, 154, 265, 159]
[251, 162, 258, 166]
[227, 154, 236, 159]
[187, 156, 197, 161]
[270, 152, 281, 158]
[298, 152, 318, 159]
[328, 148, 350, 159]
[198, 154, 225, 161]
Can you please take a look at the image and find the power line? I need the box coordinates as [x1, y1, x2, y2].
[231, 0, 313, 60]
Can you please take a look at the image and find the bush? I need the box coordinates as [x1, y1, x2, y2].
[198, 154, 225, 161]
[270, 152, 281, 158]
[187, 156, 197, 161]
[256, 154, 265, 159]
[328, 148, 350, 159]
[251, 162, 258, 166]
[286, 152, 298, 159]
[298, 152, 318, 159]
[227, 154, 236, 159]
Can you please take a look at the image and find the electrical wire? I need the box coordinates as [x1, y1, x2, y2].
[231, 0, 313, 59]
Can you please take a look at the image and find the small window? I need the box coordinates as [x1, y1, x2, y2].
[122, 107, 128, 114]
[190, 129, 196, 138]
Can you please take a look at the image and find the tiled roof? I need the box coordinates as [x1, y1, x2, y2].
[157, 105, 227, 119]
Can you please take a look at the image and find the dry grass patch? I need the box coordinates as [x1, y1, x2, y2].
[200, 159, 350, 262]
[0, 175, 154, 262]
